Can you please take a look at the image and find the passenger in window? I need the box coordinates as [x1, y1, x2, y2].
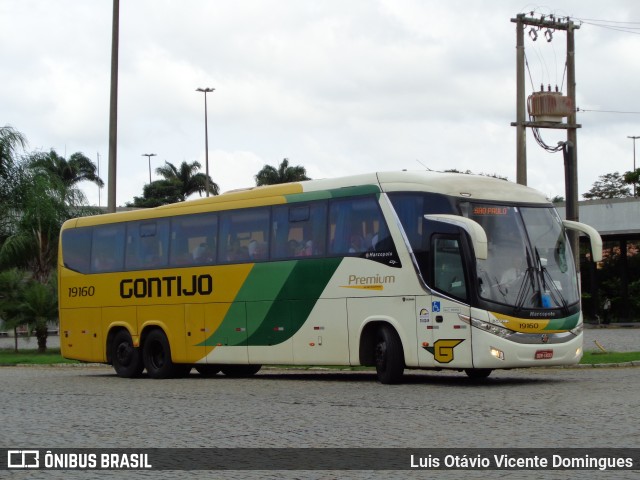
[193, 243, 214, 263]
[227, 240, 249, 262]
[296, 240, 313, 257]
[349, 235, 364, 253]
[287, 239, 299, 257]
[248, 240, 267, 261]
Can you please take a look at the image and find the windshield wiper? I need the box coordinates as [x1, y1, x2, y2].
[535, 247, 569, 314]
[514, 249, 537, 311]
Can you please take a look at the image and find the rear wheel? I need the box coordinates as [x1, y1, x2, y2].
[220, 364, 262, 377]
[111, 330, 143, 378]
[374, 325, 404, 384]
[195, 365, 221, 377]
[465, 368, 492, 380]
[142, 329, 190, 379]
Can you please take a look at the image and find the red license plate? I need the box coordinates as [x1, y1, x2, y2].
[535, 350, 553, 360]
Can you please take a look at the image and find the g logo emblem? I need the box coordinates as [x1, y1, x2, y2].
[423, 339, 464, 363]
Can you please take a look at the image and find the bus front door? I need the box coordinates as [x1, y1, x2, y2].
[417, 295, 472, 368]
[417, 235, 473, 368]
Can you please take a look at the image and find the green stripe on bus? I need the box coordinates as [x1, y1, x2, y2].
[543, 312, 581, 331]
[284, 185, 380, 203]
[199, 258, 342, 347]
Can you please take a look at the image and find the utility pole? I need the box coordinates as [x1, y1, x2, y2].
[196, 87, 214, 197]
[565, 19, 579, 266]
[628, 135, 639, 197]
[510, 13, 581, 267]
[515, 16, 527, 186]
[107, 0, 119, 213]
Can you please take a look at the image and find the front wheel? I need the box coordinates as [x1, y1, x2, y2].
[142, 329, 190, 379]
[374, 325, 404, 384]
[111, 330, 143, 378]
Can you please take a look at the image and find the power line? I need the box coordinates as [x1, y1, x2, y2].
[578, 108, 640, 115]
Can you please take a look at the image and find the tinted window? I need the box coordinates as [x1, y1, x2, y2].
[329, 196, 392, 256]
[433, 235, 468, 300]
[271, 202, 327, 259]
[91, 224, 125, 273]
[62, 227, 92, 273]
[125, 219, 170, 270]
[219, 208, 270, 263]
[170, 213, 218, 266]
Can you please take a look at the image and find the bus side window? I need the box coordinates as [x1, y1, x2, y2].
[62, 227, 92, 274]
[329, 196, 391, 256]
[125, 220, 170, 270]
[432, 235, 468, 300]
[91, 224, 125, 273]
[219, 208, 270, 263]
[271, 202, 327, 259]
[169, 213, 218, 266]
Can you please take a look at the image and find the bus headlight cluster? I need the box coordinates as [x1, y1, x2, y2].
[570, 323, 583, 336]
[464, 316, 513, 339]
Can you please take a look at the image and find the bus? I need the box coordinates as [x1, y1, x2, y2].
[58, 171, 602, 384]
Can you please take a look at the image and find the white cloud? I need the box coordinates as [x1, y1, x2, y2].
[1, 0, 639, 208]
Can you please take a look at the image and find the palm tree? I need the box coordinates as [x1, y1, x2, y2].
[255, 158, 310, 186]
[20, 278, 58, 352]
[155, 160, 218, 198]
[28, 149, 104, 189]
[0, 171, 69, 283]
[0, 125, 27, 177]
[0, 269, 27, 352]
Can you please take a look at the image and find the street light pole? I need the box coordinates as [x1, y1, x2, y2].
[628, 136, 639, 197]
[142, 153, 157, 184]
[196, 87, 215, 197]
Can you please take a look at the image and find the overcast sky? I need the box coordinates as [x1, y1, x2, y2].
[2, 0, 639, 206]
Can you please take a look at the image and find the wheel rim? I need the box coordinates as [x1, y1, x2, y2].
[148, 340, 165, 370]
[115, 342, 133, 367]
[375, 339, 387, 370]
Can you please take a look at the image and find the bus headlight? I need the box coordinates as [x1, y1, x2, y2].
[459, 315, 513, 339]
[490, 347, 505, 360]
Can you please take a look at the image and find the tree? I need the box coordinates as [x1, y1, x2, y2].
[0, 269, 27, 352]
[0, 171, 68, 282]
[0, 151, 97, 283]
[255, 158, 310, 186]
[583, 172, 631, 200]
[20, 278, 58, 353]
[29, 149, 104, 189]
[623, 168, 640, 197]
[0, 125, 27, 177]
[127, 179, 184, 208]
[155, 160, 218, 198]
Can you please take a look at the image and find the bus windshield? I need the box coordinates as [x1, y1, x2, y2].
[463, 203, 580, 309]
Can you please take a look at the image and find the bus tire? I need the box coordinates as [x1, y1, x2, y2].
[195, 365, 221, 377]
[220, 364, 262, 377]
[111, 330, 143, 378]
[142, 329, 186, 379]
[465, 369, 492, 380]
[374, 325, 404, 384]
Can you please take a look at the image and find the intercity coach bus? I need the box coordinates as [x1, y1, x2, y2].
[58, 171, 602, 383]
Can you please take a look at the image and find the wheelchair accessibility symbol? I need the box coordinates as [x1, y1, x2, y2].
[432, 301, 441, 313]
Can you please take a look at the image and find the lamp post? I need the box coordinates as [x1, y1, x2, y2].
[142, 153, 156, 184]
[628, 136, 639, 197]
[196, 87, 214, 197]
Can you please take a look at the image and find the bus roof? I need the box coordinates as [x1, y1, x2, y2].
[66, 170, 550, 228]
